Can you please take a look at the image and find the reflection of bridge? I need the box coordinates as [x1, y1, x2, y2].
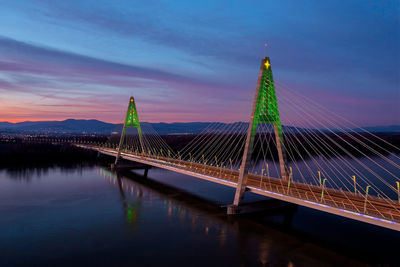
[77, 55, 400, 231]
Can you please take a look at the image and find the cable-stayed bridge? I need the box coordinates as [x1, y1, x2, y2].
[75, 56, 400, 231]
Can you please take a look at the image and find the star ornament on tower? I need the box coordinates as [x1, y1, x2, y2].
[264, 60, 271, 70]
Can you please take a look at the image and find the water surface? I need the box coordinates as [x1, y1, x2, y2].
[0, 164, 398, 266]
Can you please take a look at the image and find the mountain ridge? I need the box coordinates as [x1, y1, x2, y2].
[0, 119, 399, 134]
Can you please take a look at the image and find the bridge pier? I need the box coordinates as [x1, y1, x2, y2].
[111, 161, 151, 177]
[227, 199, 297, 216]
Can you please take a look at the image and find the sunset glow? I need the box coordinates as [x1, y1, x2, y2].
[0, 1, 399, 126]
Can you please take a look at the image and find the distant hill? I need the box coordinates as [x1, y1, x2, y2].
[0, 119, 399, 135]
[0, 119, 118, 134]
[354, 125, 400, 133]
[0, 122, 14, 128]
[0, 119, 216, 135]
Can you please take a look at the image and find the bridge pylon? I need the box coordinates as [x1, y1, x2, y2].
[232, 56, 289, 208]
[115, 96, 144, 165]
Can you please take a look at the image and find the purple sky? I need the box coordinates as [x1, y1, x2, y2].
[0, 0, 399, 126]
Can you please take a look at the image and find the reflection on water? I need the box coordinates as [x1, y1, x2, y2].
[115, 174, 140, 226]
[103, 168, 285, 266]
[0, 164, 398, 266]
[100, 168, 232, 243]
[3, 162, 94, 181]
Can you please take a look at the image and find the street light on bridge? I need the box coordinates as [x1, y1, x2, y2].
[321, 178, 327, 201]
[364, 185, 371, 213]
[352, 175, 357, 195]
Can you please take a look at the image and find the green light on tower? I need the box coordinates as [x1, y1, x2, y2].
[125, 97, 141, 128]
[255, 58, 281, 126]
[115, 97, 144, 165]
[233, 55, 290, 207]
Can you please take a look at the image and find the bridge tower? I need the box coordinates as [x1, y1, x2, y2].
[232, 56, 289, 207]
[115, 97, 144, 165]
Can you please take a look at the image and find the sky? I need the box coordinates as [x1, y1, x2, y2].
[0, 0, 399, 126]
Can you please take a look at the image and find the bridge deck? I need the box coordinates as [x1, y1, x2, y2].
[81, 145, 400, 231]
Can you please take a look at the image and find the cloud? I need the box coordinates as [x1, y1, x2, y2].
[0, 36, 244, 122]
[0, 36, 239, 97]
[0, 37, 205, 84]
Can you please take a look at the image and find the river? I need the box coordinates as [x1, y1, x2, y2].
[0, 162, 399, 266]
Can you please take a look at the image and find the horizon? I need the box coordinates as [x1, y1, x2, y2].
[1, 118, 400, 129]
[0, 1, 399, 126]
